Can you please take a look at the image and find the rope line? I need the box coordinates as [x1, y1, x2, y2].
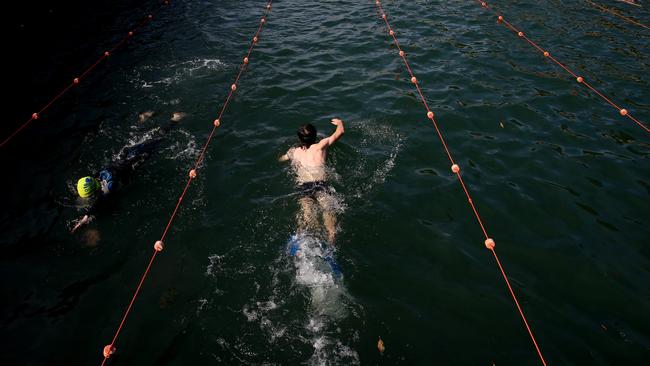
[1, 1, 171, 149]
[99, 1, 273, 364]
[372, 1, 547, 364]
[585, 0, 650, 30]
[471, 0, 649, 134]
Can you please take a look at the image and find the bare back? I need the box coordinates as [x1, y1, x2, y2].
[288, 144, 328, 183]
[280, 118, 345, 184]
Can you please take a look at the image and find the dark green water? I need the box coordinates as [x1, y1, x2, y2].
[1, 0, 649, 365]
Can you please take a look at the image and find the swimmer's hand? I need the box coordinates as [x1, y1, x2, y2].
[70, 215, 93, 233]
[317, 119, 344, 148]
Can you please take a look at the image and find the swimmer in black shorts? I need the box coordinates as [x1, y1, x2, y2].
[279, 118, 345, 243]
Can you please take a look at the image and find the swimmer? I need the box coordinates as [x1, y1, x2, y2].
[70, 123, 173, 233]
[279, 118, 345, 243]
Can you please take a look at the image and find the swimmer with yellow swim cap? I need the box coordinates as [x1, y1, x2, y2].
[76, 176, 101, 198]
[69, 119, 175, 234]
[71, 177, 100, 233]
[76, 170, 114, 199]
[71, 170, 115, 233]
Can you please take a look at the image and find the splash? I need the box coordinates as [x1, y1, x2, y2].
[136, 58, 227, 88]
[163, 129, 199, 162]
[110, 127, 163, 164]
[346, 120, 404, 199]
[288, 233, 360, 365]
[309, 335, 360, 366]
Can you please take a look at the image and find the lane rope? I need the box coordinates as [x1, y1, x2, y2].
[1, 0, 173, 148]
[585, 0, 650, 30]
[99, 1, 273, 364]
[372, 1, 548, 364]
[471, 0, 649, 134]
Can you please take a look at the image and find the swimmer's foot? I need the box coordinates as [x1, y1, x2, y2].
[138, 111, 154, 122]
[170, 112, 186, 122]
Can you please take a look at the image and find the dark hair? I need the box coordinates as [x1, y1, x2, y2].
[297, 124, 317, 148]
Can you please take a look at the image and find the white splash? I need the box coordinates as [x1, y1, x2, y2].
[135, 58, 228, 88]
[289, 234, 359, 365]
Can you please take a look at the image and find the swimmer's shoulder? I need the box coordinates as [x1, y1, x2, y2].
[287, 147, 298, 159]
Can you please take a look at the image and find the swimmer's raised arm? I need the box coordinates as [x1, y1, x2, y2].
[317, 118, 345, 149]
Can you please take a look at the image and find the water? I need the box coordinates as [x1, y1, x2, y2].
[1, 0, 649, 365]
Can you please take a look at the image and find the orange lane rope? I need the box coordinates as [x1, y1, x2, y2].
[0, 1, 172, 149]
[471, 0, 649, 134]
[585, 0, 650, 30]
[98, 1, 273, 364]
[373, 1, 548, 365]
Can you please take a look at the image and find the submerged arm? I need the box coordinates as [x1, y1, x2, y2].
[70, 214, 93, 233]
[279, 148, 295, 162]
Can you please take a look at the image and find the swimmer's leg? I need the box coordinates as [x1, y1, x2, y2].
[297, 197, 318, 234]
[316, 192, 337, 244]
[323, 211, 337, 244]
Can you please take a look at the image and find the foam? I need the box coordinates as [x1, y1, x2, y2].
[347, 120, 405, 199]
[290, 234, 360, 364]
[163, 129, 199, 162]
[135, 58, 227, 88]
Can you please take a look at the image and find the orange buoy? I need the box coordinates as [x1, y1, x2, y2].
[103, 345, 116, 358]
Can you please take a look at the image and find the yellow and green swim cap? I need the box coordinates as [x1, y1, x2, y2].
[77, 176, 100, 198]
